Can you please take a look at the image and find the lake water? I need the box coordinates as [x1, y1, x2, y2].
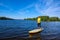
[0, 20, 60, 40]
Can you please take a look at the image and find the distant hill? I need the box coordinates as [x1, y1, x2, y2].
[0, 17, 14, 20]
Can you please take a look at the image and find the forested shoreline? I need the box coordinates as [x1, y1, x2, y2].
[24, 16, 60, 21]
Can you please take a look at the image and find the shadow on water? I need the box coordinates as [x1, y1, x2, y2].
[0, 20, 60, 40]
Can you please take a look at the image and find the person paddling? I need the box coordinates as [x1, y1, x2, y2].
[37, 16, 41, 28]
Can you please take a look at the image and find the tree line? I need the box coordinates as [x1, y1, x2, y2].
[24, 16, 60, 21]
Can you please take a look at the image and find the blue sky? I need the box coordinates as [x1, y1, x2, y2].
[0, 0, 60, 19]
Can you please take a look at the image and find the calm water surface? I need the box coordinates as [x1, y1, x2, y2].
[0, 20, 60, 40]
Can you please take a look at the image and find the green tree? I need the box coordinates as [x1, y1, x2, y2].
[40, 16, 49, 21]
[49, 17, 59, 21]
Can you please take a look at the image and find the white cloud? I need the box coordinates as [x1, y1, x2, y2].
[35, 0, 60, 17]
[17, 0, 60, 18]
[16, 0, 60, 18]
[45, 0, 53, 7]
[19, 3, 35, 11]
[0, 3, 13, 11]
[17, 3, 35, 15]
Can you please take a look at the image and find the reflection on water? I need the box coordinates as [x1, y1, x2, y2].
[0, 20, 60, 40]
[29, 32, 41, 40]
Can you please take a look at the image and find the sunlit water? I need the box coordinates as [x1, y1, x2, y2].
[0, 20, 60, 40]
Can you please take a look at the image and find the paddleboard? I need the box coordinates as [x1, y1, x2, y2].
[29, 28, 43, 34]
